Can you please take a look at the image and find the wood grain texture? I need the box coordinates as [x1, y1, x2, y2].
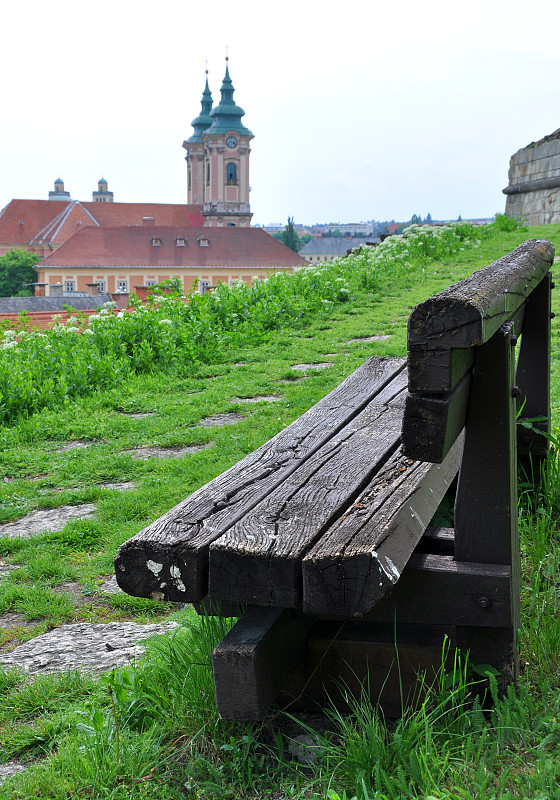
[301, 436, 462, 616]
[402, 373, 471, 462]
[114, 356, 405, 602]
[208, 396, 407, 608]
[212, 606, 309, 721]
[407, 347, 475, 394]
[407, 239, 553, 350]
[362, 553, 512, 627]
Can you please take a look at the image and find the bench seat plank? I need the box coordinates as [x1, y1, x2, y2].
[301, 435, 462, 616]
[114, 356, 406, 602]
[208, 375, 408, 608]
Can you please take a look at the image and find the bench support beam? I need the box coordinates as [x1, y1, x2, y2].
[454, 322, 520, 684]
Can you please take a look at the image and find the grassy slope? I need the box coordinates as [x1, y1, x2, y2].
[0, 224, 560, 799]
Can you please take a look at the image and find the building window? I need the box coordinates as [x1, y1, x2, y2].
[145, 279, 158, 286]
[117, 280, 128, 293]
[176, 238, 186, 247]
[151, 237, 161, 246]
[96, 280, 106, 293]
[200, 280, 211, 295]
[206, 162, 210, 186]
[226, 162, 238, 185]
[198, 237, 209, 247]
[64, 280, 75, 292]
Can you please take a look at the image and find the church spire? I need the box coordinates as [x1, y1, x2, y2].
[186, 70, 214, 143]
[205, 59, 252, 137]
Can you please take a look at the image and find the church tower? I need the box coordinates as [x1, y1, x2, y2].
[183, 60, 253, 227]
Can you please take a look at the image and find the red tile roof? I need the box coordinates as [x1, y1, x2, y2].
[40, 226, 307, 269]
[0, 199, 204, 248]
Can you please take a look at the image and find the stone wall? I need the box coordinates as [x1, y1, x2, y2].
[504, 129, 560, 225]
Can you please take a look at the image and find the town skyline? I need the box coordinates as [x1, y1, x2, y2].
[2, 0, 559, 226]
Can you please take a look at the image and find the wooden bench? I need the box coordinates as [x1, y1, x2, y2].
[115, 239, 554, 720]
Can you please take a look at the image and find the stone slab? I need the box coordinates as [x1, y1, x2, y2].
[0, 621, 178, 675]
[0, 505, 97, 539]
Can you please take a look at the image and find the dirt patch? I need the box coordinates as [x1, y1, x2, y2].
[0, 561, 15, 581]
[197, 413, 244, 428]
[0, 612, 34, 630]
[0, 505, 97, 539]
[53, 581, 97, 608]
[234, 395, 282, 403]
[54, 441, 93, 453]
[0, 762, 27, 785]
[128, 444, 209, 460]
[291, 363, 333, 371]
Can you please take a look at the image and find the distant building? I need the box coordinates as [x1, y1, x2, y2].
[92, 178, 114, 203]
[183, 60, 253, 228]
[36, 225, 306, 297]
[0, 197, 204, 258]
[299, 236, 380, 264]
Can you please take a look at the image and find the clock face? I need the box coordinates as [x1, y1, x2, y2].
[226, 136, 238, 149]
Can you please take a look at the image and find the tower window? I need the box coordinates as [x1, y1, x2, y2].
[226, 162, 238, 185]
[206, 162, 210, 186]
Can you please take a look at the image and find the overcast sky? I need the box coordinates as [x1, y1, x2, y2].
[2, 0, 559, 226]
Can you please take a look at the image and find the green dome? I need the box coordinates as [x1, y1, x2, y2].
[186, 77, 214, 144]
[205, 65, 253, 137]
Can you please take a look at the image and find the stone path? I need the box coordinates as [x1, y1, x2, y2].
[0, 505, 97, 539]
[128, 444, 208, 460]
[0, 621, 179, 675]
[291, 362, 333, 371]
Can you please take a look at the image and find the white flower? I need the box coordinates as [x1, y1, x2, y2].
[83, 329, 94, 335]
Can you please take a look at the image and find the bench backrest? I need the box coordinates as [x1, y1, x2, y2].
[402, 238, 555, 463]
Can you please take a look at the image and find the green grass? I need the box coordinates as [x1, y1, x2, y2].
[1, 221, 560, 798]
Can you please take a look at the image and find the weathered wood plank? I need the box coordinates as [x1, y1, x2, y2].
[516, 272, 551, 461]
[407, 347, 475, 394]
[114, 357, 406, 602]
[208, 397, 407, 608]
[454, 323, 520, 683]
[212, 606, 309, 721]
[415, 526, 455, 556]
[362, 554, 512, 627]
[402, 373, 470, 462]
[301, 436, 462, 616]
[407, 239, 553, 350]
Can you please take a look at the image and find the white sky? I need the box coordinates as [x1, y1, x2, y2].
[1, 0, 559, 226]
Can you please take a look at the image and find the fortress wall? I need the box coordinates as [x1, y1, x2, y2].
[504, 130, 560, 225]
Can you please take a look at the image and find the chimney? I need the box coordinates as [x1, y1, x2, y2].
[50, 283, 63, 297]
[142, 217, 155, 226]
[86, 283, 100, 296]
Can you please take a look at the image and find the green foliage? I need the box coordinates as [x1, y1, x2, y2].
[0, 249, 39, 297]
[493, 212, 524, 231]
[282, 216, 300, 251]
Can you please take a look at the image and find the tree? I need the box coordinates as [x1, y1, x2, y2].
[410, 213, 422, 225]
[425, 212, 432, 223]
[282, 217, 300, 252]
[0, 249, 40, 297]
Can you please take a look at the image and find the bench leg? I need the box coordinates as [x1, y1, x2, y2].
[212, 606, 310, 721]
[454, 323, 520, 686]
